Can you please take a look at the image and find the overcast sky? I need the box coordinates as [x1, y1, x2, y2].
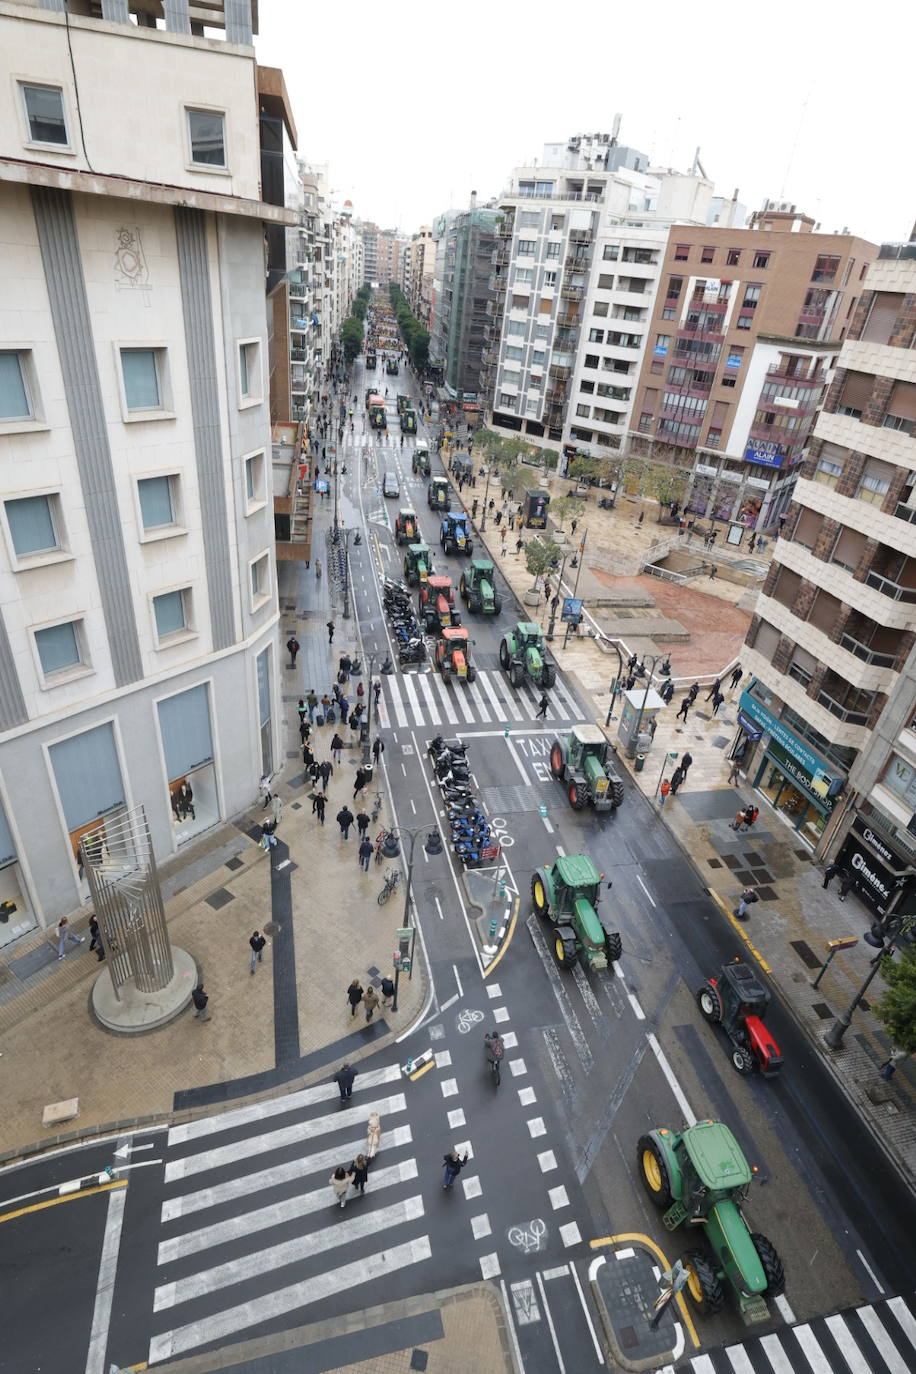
[255, 0, 913, 247]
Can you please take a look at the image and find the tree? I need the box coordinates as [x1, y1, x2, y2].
[340, 315, 363, 364]
[644, 461, 689, 519]
[875, 940, 916, 1055]
[568, 455, 601, 487]
[551, 495, 585, 530]
[524, 536, 562, 590]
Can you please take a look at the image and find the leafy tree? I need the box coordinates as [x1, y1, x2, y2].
[644, 461, 689, 518]
[875, 939, 916, 1055]
[551, 495, 585, 530]
[524, 536, 562, 590]
[623, 455, 649, 495]
[340, 315, 363, 364]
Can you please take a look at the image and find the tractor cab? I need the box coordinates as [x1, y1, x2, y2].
[366, 351, 377, 370]
[400, 408, 417, 434]
[459, 559, 500, 615]
[368, 394, 387, 430]
[364, 387, 376, 408]
[427, 476, 451, 511]
[420, 575, 459, 632]
[403, 542, 432, 586]
[386, 358, 399, 375]
[394, 509, 419, 546]
[697, 959, 783, 1077]
[435, 626, 476, 685]
[413, 444, 431, 477]
[396, 394, 410, 415]
[441, 512, 473, 556]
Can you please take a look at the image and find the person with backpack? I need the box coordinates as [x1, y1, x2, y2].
[735, 888, 759, 920]
[191, 983, 210, 1021]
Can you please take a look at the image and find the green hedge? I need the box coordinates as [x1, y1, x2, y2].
[389, 284, 429, 371]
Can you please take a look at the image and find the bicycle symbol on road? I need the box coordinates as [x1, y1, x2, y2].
[508, 1219, 547, 1254]
[456, 1008, 484, 1035]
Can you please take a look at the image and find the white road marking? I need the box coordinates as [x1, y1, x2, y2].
[536, 1271, 566, 1374]
[486, 982, 502, 998]
[760, 1334, 795, 1373]
[791, 1324, 834, 1374]
[647, 1030, 696, 1123]
[447, 1108, 466, 1129]
[541, 814, 554, 832]
[529, 920, 594, 1072]
[636, 874, 656, 907]
[857, 1306, 909, 1373]
[84, 1180, 127, 1374]
[548, 1185, 569, 1210]
[439, 992, 457, 1011]
[527, 1117, 546, 1138]
[476, 671, 507, 722]
[509, 1057, 527, 1076]
[500, 1279, 530, 1373]
[855, 1249, 884, 1294]
[480, 1251, 501, 1279]
[537, 1150, 557, 1172]
[774, 1293, 796, 1324]
[462, 1175, 482, 1199]
[434, 895, 445, 921]
[505, 736, 531, 784]
[452, 963, 464, 996]
[518, 1087, 537, 1106]
[401, 674, 425, 724]
[148, 1237, 432, 1364]
[559, 1221, 581, 1247]
[472, 1214, 492, 1239]
[613, 961, 646, 1021]
[409, 798, 417, 814]
[430, 672, 460, 724]
[569, 1258, 605, 1363]
[417, 674, 441, 725]
[889, 1295, 916, 1349]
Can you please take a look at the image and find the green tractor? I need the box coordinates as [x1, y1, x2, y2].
[637, 1119, 785, 1324]
[531, 854, 621, 971]
[400, 408, 418, 434]
[396, 393, 410, 415]
[460, 560, 501, 615]
[549, 725, 624, 811]
[413, 444, 431, 477]
[499, 622, 556, 690]
[403, 541, 432, 587]
[427, 476, 451, 511]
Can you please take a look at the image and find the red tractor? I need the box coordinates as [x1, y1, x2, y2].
[696, 959, 783, 1077]
[419, 575, 460, 634]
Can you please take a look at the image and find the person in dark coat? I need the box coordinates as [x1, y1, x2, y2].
[705, 678, 721, 701]
[88, 915, 105, 962]
[330, 733, 344, 764]
[442, 1148, 469, 1189]
[249, 930, 266, 974]
[372, 737, 384, 765]
[353, 768, 369, 800]
[319, 759, 333, 789]
[822, 861, 841, 890]
[676, 696, 691, 722]
[314, 791, 327, 825]
[337, 805, 354, 839]
[349, 1153, 370, 1195]
[668, 766, 684, 796]
[191, 984, 210, 1021]
[680, 752, 693, 774]
[839, 872, 854, 901]
[334, 1060, 357, 1099]
[380, 975, 396, 1009]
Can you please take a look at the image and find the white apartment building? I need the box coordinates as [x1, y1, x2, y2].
[0, 0, 293, 937]
[484, 133, 720, 468]
[408, 226, 436, 327]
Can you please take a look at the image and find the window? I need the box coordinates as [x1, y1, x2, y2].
[5, 493, 61, 558]
[726, 249, 740, 266]
[857, 470, 890, 507]
[238, 340, 261, 405]
[584, 354, 599, 370]
[743, 284, 761, 308]
[701, 246, 715, 264]
[514, 268, 533, 286]
[753, 252, 770, 269]
[706, 428, 722, 449]
[576, 404, 591, 418]
[517, 239, 536, 257]
[528, 374, 543, 390]
[655, 334, 670, 354]
[580, 380, 595, 394]
[666, 277, 683, 299]
[674, 244, 689, 261]
[550, 215, 565, 230]
[813, 458, 842, 489]
[35, 621, 82, 678]
[511, 294, 530, 309]
[21, 84, 68, 146]
[883, 413, 916, 436]
[533, 324, 551, 340]
[736, 316, 751, 330]
[187, 108, 226, 167]
[602, 245, 619, 261]
[546, 241, 561, 259]
[543, 270, 557, 287]
[499, 392, 517, 408]
[588, 329, 605, 343]
[532, 349, 546, 366]
[722, 375, 736, 387]
[504, 346, 524, 362]
[638, 411, 653, 432]
[520, 211, 539, 228]
[250, 553, 270, 605]
[662, 308, 676, 320]
[506, 320, 526, 336]
[0, 351, 34, 422]
[812, 254, 840, 283]
[592, 300, 608, 317]
[153, 589, 188, 640]
[245, 452, 265, 507]
[120, 348, 165, 413]
[137, 476, 177, 531]
[597, 274, 615, 290]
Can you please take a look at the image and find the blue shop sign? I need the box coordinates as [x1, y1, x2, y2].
[739, 691, 823, 773]
[737, 710, 763, 742]
[744, 442, 783, 469]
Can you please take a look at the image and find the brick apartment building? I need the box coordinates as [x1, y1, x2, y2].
[631, 205, 876, 537]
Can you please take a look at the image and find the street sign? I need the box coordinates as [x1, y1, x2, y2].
[826, 936, 859, 952]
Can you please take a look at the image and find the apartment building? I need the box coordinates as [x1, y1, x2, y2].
[429, 204, 499, 401]
[0, 0, 293, 937]
[408, 226, 436, 327]
[631, 205, 877, 532]
[482, 133, 717, 466]
[737, 237, 916, 914]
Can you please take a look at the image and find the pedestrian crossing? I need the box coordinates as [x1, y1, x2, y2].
[381, 666, 582, 731]
[669, 1293, 916, 1374]
[148, 1063, 432, 1364]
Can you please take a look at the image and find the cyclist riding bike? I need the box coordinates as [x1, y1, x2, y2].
[484, 1031, 504, 1066]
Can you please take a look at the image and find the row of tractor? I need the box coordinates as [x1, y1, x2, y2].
[395, 393, 417, 433]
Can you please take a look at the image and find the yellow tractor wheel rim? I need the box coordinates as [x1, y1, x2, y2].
[555, 936, 566, 962]
[533, 879, 545, 907]
[686, 1263, 703, 1303]
[642, 1149, 662, 1193]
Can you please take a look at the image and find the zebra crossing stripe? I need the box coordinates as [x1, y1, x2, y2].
[387, 679, 408, 727]
[161, 1125, 414, 1224]
[401, 674, 424, 724]
[148, 1236, 433, 1364]
[163, 1093, 407, 1184]
[490, 672, 523, 721]
[825, 1313, 871, 1373]
[475, 670, 508, 722]
[158, 1159, 420, 1266]
[154, 1194, 425, 1311]
[416, 674, 441, 725]
[759, 1334, 794, 1373]
[857, 1305, 911, 1373]
[452, 679, 477, 723]
[889, 1296, 916, 1349]
[790, 1326, 832, 1374]
[467, 678, 489, 718]
[429, 672, 460, 724]
[167, 1065, 402, 1148]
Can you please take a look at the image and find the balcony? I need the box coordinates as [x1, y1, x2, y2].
[865, 569, 916, 603]
[839, 633, 899, 669]
[816, 690, 871, 726]
[549, 364, 571, 381]
[893, 501, 916, 526]
[569, 229, 594, 245]
[565, 253, 590, 271]
[878, 241, 916, 261]
[561, 285, 584, 301]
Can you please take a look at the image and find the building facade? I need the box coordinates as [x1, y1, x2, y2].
[430, 204, 499, 400]
[630, 206, 876, 532]
[407, 226, 435, 327]
[736, 237, 916, 911]
[482, 134, 715, 465]
[0, 0, 291, 937]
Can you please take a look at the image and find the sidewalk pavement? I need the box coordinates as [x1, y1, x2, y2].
[463, 473, 916, 1190]
[0, 469, 425, 1161]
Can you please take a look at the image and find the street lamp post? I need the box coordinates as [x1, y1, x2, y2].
[360, 650, 384, 769]
[655, 750, 679, 798]
[340, 528, 354, 619]
[479, 463, 493, 531]
[604, 639, 625, 726]
[824, 914, 915, 1049]
[379, 825, 444, 1012]
[545, 553, 568, 641]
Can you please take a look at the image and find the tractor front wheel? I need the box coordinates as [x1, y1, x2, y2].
[683, 1251, 724, 1316]
[467, 665, 477, 683]
[531, 870, 550, 918]
[492, 595, 502, 615]
[731, 1046, 755, 1075]
[459, 575, 468, 602]
[549, 740, 566, 780]
[609, 778, 625, 808]
[541, 663, 557, 689]
[697, 986, 722, 1023]
[750, 1233, 786, 1296]
[605, 931, 622, 963]
[637, 1135, 673, 1207]
[553, 931, 578, 968]
[568, 781, 587, 810]
[440, 664, 452, 686]
[499, 639, 511, 669]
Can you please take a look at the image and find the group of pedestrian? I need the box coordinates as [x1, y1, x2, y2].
[346, 976, 395, 1019]
[729, 804, 759, 833]
[822, 862, 854, 900]
[328, 1109, 382, 1209]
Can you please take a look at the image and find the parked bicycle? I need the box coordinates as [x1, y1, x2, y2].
[371, 791, 383, 823]
[378, 868, 401, 905]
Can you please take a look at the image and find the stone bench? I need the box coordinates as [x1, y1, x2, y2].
[43, 1097, 80, 1127]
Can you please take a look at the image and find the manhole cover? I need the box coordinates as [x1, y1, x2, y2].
[263, 921, 282, 937]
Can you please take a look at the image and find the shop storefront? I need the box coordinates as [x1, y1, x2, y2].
[739, 689, 843, 848]
[0, 800, 36, 949]
[837, 818, 916, 921]
[157, 684, 220, 847]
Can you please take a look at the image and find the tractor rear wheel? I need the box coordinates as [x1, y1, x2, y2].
[467, 665, 477, 683]
[492, 595, 501, 614]
[549, 740, 566, 780]
[541, 663, 557, 689]
[499, 639, 511, 669]
[637, 1135, 673, 1207]
[553, 931, 577, 968]
[683, 1251, 724, 1316]
[697, 987, 722, 1023]
[568, 781, 587, 810]
[531, 870, 550, 918]
[609, 778, 625, 808]
[731, 1046, 755, 1075]
[509, 663, 524, 688]
[750, 1233, 786, 1296]
[440, 664, 452, 687]
[459, 575, 468, 602]
[605, 931, 622, 963]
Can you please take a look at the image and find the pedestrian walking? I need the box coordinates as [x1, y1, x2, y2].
[191, 983, 210, 1021]
[259, 774, 274, 807]
[314, 791, 327, 825]
[729, 807, 747, 831]
[306, 689, 319, 722]
[659, 778, 671, 806]
[839, 872, 853, 902]
[442, 1148, 469, 1190]
[88, 915, 105, 962]
[355, 810, 370, 839]
[669, 766, 684, 796]
[286, 636, 300, 667]
[515, 537, 524, 555]
[334, 1059, 358, 1097]
[302, 742, 314, 769]
[337, 805, 354, 839]
[744, 805, 759, 832]
[734, 887, 759, 920]
[327, 621, 335, 644]
[727, 758, 742, 785]
[349, 1154, 370, 1195]
[319, 760, 333, 790]
[680, 752, 693, 775]
[358, 836, 373, 871]
[271, 793, 283, 825]
[500, 533, 508, 556]
[339, 698, 350, 727]
[363, 986, 380, 1021]
[330, 732, 344, 764]
[536, 693, 549, 719]
[687, 682, 700, 703]
[822, 861, 841, 890]
[330, 1165, 354, 1208]
[380, 975, 395, 1009]
[711, 690, 725, 716]
[297, 697, 307, 725]
[571, 518, 578, 536]
[730, 666, 743, 690]
[373, 681, 382, 709]
[372, 737, 384, 766]
[56, 916, 84, 960]
[495, 509, 503, 527]
[366, 1111, 382, 1158]
[705, 678, 721, 702]
[249, 929, 266, 974]
[353, 767, 369, 800]
[299, 718, 311, 745]
[676, 696, 691, 722]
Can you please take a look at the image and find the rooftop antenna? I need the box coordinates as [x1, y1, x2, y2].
[691, 147, 708, 180]
[780, 87, 812, 201]
[611, 112, 622, 147]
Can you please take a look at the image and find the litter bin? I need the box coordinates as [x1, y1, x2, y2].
[635, 754, 646, 773]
